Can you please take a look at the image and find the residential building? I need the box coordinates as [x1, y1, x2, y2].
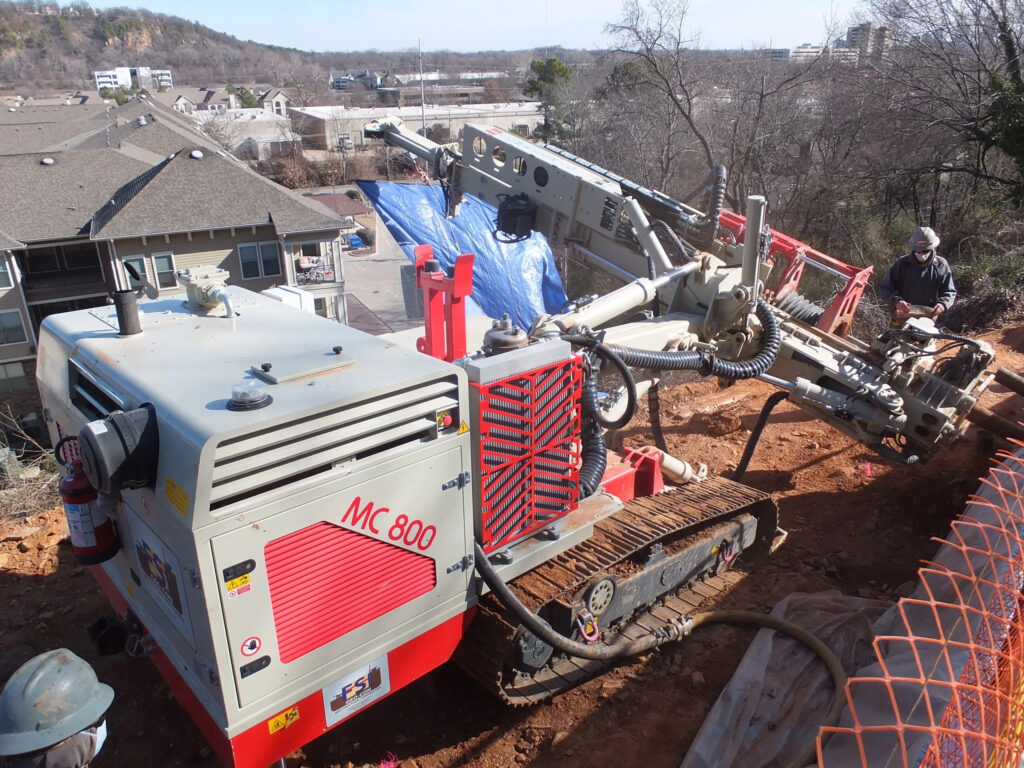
[766, 44, 858, 65]
[193, 108, 301, 161]
[847, 22, 891, 63]
[92, 66, 174, 93]
[289, 102, 544, 151]
[92, 67, 132, 91]
[0, 96, 352, 430]
[259, 89, 290, 117]
[330, 72, 354, 90]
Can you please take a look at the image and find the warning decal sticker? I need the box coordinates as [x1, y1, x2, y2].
[165, 477, 190, 517]
[267, 707, 300, 735]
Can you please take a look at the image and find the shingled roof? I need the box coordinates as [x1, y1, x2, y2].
[0, 228, 23, 251]
[0, 95, 346, 244]
[0, 149, 153, 242]
[91, 147, 346, 239]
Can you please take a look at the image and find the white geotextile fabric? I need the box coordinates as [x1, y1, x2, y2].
[682, 448, 1024, 768]
[680, 591, 892, 768]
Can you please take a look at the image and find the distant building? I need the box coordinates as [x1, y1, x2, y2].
[847, 22, 891, 63]
[377, 85, 485, 108]
[93, 67, 132, 91]
[289, 102, 543, 151]
[92, 66, 174, 92]
[259, 89, 290, 117]
[766, 44, 858, 65]
[330, 72, 354, 90]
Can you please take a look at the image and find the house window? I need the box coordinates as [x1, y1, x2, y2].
[314, 297, 328, 318]
[0, 259, 11, 289]
[153, 253, 176, 288]
[0, 362, 28, 394]
[62, 243, 99, 270]
[0, 310, 27, 345]
[23, 247, 59, 273]
[124, 256, 147, 288]
[238, 242, 282, 280]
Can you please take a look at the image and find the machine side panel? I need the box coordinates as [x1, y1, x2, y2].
[210, 445, 473, 709]
[226, 611, 472, 768]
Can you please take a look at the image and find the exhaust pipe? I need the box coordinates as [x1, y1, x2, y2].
[112, 289, 142, 336]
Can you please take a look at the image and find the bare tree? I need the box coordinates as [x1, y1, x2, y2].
[198, 112, 241, 152]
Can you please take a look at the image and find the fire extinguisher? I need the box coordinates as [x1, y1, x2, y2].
[55, 436, 120, 565]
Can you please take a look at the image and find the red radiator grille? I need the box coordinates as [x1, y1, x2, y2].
[474, 356, 581, 553]
[265, 521, 436, 664]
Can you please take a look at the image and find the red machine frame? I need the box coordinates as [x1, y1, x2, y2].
[718, 210, 873, 337]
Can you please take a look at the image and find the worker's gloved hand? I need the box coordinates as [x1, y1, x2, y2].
[895, 300, 912, 317]
[930, 304, 945, 319]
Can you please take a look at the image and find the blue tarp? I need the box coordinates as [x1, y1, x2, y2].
[357, 181, 567, 329]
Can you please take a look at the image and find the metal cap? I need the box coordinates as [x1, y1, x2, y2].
[0, 649, 113, 756]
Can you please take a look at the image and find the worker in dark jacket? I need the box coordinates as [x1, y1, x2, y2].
[0, 650, 113, 768]
[879, 226, 957, 321]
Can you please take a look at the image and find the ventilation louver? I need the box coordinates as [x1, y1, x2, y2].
[211, 376, 458, 511]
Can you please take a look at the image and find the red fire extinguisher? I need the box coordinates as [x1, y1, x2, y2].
[55, 436, 120, 565]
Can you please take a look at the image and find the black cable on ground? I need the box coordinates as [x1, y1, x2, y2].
[733, 390, 790, 482]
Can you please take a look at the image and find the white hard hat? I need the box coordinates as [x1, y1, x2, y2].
[0, 649, 113, 756]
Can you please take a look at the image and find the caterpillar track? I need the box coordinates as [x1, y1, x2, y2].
[454, 476, 778, 705]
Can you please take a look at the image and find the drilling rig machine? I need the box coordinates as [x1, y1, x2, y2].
[34, 120, 998, 768]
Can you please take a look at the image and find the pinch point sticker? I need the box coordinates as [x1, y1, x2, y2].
[267, 707, 300, 735]
[240, 636, 262, 657]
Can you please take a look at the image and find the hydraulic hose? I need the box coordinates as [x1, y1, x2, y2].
[578, 367, 609, 498]
[472, 545, 848, 764]
[888, 327, 983, 354]
[651, 218, 697, 266]
[696, 164, 728, 249]
[562, 337, 638, 431]
[474, 542, 665, 660]
[607, 299, 781, 380]
[733, 390, 791, 482]
[686, 610, 848, 768]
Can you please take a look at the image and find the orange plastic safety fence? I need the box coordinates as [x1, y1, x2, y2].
[818, 445, 1024, 768]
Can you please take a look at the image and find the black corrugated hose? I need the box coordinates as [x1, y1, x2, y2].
[606, 299, 781, 379]
[697, 164, 728, 248]
[733, 390, 790, 482]
[578, 361, 609, 499]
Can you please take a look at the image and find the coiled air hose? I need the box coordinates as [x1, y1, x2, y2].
[472, 542, 848, 765]
[606, 299, 781, 380]
[562, 337, 638, 431]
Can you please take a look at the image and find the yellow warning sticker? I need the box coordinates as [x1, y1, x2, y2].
[225, 573, 250, 592]
[267, 707, 300, 734]
[165, 477, 190, 518]
[458, 421, 470, 435]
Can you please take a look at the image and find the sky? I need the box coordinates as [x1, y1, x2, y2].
[96, 0, 868, 54]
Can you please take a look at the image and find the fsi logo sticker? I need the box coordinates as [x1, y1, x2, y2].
[322, 655, 390, 726]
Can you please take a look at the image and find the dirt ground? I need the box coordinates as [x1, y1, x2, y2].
[2, 325, 1023, 768]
